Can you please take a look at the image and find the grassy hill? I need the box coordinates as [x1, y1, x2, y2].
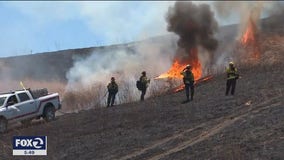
[0, 13, 283, 160]
[0, 44, 283, 159]
[0, 35, 177, 82]
[0, 13, 282, 83]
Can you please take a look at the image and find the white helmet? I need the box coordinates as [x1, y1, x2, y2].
[186, 64, 191, 69]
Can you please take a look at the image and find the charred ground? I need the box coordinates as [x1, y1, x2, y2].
[0, 14, 284, 160]
[1, 34, 284, 159]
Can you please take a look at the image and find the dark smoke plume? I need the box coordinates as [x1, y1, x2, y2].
[166, 1, 219, 55]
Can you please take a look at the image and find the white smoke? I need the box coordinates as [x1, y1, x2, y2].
[211, 1, 284, 71]
[66, 35, 178, 104]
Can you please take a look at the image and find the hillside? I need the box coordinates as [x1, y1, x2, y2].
[0, 13, 282, 83]
[0, 35, 177, 82]
[0, 60, 283, 160]
[0, 12, 284, 160]
[0, 33, 284, 159]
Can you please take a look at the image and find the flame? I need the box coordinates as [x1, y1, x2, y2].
[156, 48, 202, 80]
[241, 18, 255, 45]
[173, 75, 213, 92]
[174, 84, 185, 92]
[241, 17, 260, 59]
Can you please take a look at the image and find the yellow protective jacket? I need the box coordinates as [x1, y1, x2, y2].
[107, 82, 118, 93]
[226, 67, 238, 80]
[181, 70, 194, 84]
[140, 75, 150, 88]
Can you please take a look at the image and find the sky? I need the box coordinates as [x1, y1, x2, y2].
[0, 1, 252, 57]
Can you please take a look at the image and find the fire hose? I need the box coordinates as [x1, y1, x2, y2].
[94, 90, 108, 107]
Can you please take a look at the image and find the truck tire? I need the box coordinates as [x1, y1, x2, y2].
[43, 107, 55, 122]
[21, 119, 32, 127]
[0, 118, 7, 133]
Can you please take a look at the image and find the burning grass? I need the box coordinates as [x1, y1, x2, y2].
[173, 75, 214, 93]
[157, 59, 202, 80]
[233, 33, 284, 69]
[240, 15, 261, 59]
[2, 34, 281, 114]
[3, 34, 282, 114]
[156, 48, 202, 81]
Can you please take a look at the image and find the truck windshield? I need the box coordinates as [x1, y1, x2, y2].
[0, 97, 6, 107]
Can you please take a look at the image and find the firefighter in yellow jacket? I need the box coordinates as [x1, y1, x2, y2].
[225, 62, 239, 96]
[139, 71, 150, 101]
[107, 77, 118, 107]
[181, 64, 195, 102]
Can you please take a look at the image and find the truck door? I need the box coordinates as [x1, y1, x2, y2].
[5, 95, 20, 120]
[16, 92, 37, 116]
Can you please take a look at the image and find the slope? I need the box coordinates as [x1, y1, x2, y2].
[0, 37, 283, 159]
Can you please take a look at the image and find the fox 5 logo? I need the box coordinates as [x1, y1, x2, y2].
[13, 136, 46, 150]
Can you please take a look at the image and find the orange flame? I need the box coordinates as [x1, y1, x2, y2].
[174, 75, 213, 92]
[156, 48, 202, 80]
[241, 19, 255, 45]
[241, 17, 260, 59]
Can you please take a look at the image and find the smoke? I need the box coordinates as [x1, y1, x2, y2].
[166, 1, 219, 60]
[265, 2, 284, 15]
[213, 1, 284, 19]
[0, 57, 66, 97]
[213, 1, 284, 38]
[66, 35, 178, 105]
[211, 1, 284, 69]
[79, 1, 174, 45]
[213, 2, 258, 39]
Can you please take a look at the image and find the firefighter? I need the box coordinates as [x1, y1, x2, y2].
[225, 61, 239, 96]
[107, 77, 118, 107]
[139, 71, 150, 101]
[181, 64, 195, 103]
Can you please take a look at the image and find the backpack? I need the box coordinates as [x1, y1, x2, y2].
[136, 80, 143, 91]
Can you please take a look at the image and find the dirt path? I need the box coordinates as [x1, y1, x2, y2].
[118, 96, 282, 160]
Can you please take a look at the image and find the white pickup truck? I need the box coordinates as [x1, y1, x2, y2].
[0, 88, 61, 133]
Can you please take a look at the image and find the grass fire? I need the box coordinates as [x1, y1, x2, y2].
[156, 48, 202, 80]
[240, 15, 261, 59]
[0, 1, 283, 160]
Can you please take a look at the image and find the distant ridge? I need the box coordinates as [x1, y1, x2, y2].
[0, 13, 282, 82]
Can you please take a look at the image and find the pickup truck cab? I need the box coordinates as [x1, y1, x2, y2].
[0, 89, 61, 133]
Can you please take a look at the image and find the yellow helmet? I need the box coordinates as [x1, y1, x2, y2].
[229, 61, 234, 65]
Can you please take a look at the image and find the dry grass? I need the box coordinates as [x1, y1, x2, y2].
[0, 78, 179, 113]
[62, 79, 182, 113]
[149, 78, 183, 96]
[62, 83, 106, 112]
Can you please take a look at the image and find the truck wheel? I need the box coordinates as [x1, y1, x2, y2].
[0, 118, 7, 133]
[43, 107, 55, 122]
[21, 119, 32, 127]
